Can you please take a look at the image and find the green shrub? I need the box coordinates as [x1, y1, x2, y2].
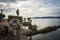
[30, 25, 37, 31]
[22, 22, 30, 26]
[27, 17, 31, 21]
[8, 15, 22, 23]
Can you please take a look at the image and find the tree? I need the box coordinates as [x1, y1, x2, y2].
[0, 14, 5, 22]
[27, 17, 31, 21]
[16, 9, 19, 16]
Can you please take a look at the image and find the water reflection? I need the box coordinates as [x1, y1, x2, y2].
[32, 28, 60, 40]
[32, 18, 60, 40]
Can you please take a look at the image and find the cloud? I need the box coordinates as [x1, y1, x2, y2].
[0, 0, 16, 3]
[47, 0, 60, 6]
[0, 0, 27, 3]
[17, 0, 27, 1]
[0, 0, 60, 17]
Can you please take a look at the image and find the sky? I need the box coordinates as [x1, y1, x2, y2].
[0, 0, 60, 18]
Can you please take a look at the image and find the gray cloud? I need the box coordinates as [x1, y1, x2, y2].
[0, 0, 16, 3]
[0, 4, 3, 7]
[0, 0, 27, 3]
[0, 0, 60, 17]
[17, 0, 27, 1]
[3, 8, 16, 13]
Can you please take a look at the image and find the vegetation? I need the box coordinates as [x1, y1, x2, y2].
[23, 17, 37, 30]
[0, 14, 5, 22]
[30, 25, 37, 31]
[25, 26, 60, 36]
[39, 26, 60, 34]
[22, 21, 37, 30]
[8, 15, 22, 23]
[27, 17, 31, 21]
[1, 15, 60, 37]
[22, 22, 30, 26]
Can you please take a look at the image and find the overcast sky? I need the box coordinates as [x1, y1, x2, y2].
[0, 0, 60, 18]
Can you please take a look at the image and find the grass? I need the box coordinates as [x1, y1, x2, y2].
[25, 26, 60, 36]
[38, 26, 60, 34]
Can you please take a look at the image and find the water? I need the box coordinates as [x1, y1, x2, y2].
[32, 18, 60, 30]
[31, 18, 60, 40]
[32, 28, 60, 40]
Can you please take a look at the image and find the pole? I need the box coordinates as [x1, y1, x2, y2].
[1, 9, 3, 21]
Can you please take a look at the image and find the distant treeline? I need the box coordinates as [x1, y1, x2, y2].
[32, 16, 60, 19]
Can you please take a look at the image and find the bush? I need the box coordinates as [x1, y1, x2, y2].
[30, 25, 37, 31]
[22, 22, 30, 26]
[8, 15, 22, 23]
[27, 17, 31, 21]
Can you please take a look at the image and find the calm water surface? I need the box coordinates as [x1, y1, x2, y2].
[32, 18, 60, 30]
[31, 18, 60, 40]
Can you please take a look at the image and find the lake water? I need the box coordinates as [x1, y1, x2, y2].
[31, 18, 60, 40]
[32, 18, 60, 30]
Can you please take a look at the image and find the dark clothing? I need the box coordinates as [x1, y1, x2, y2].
[4, 26, 9, 30]
[1, 26, 9, 36]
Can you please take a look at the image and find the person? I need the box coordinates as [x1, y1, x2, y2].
[1, 25, 9, 36]
[29, 20, 32, 30]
